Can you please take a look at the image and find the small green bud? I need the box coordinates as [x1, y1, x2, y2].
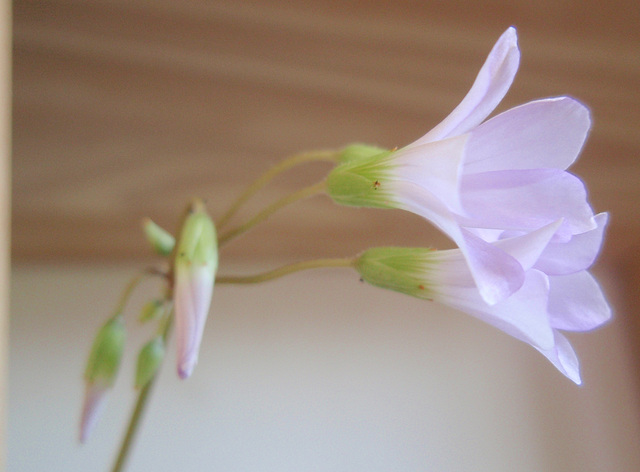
[135, 337, 165, 389]
[326, 150, 396, 209]
[339, 144, 388, 163]
[143, 218, 175, 256]
[84, 316, 126, 387]
[138, 299, 165, 323]
[356, 247, 436, 300]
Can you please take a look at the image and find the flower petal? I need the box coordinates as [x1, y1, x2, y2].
[392, 182, 525, 304]
[465, 97, 591, 173]
[436, 268, 554, 349]
[174, 264, 215, 379]
[415, 27, 520, 143]
[535, 212, 608, 275]
[548, 271, 612, 331]
[492, 219, 563, 270]
[534, 331, 582, 384]
[461, 169, 595, 238]
[394, 133, 468, 214]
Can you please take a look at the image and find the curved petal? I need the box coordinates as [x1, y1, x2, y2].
[547, 271, 612, 331]
[392, 181, 525, 304]
[535, 213, 608, 275]
[461, 169, 595, 238]
[393, 133, 468, 214]
[174, 264, 215, 379]
[534, 331, 581, 384]
[415, 27, 520, 143]
[436, 268, 554, 349]
[465, 97, 591, 173]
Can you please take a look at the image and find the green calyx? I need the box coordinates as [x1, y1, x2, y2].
[326, 150, 397, 209]
[356, 247, 437, 300]
[175, 199, 218, 271]
[84, 316, 126, 386]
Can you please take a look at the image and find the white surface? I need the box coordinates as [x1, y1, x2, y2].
[9, 264, 640, 471]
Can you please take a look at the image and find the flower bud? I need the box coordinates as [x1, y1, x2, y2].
[355, 247, 436, 300]
[135, 337, 165, 389]
[173, 199, 218, 379]
[80, 315, 126, 443]
[142, 217, 175, 256]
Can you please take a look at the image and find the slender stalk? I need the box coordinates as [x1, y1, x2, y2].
[216, 150, 339, 229]
[218, 180, 327, 246]
[110, 313, 174, 472]
[216, 257, 356, 285]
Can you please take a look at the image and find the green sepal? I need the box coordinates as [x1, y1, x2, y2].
[138, 299, 165, 323]
[356, 247, 436, 300]
[175, 200, 218, 270]
[143, 218, 175, 256]
[84, 316, 126, 386]
[326, 151, 396, 209]
[135, 337, 165, 389]
[339, 144, 388, 164]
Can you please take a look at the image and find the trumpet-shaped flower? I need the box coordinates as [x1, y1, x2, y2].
[328, 27, 596, 305]
[355, 213, 610, 384]
[173, 200, 218, 379]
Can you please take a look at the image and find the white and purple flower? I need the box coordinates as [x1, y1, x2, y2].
[328, 27, 597, 305]
[356, 213, 610, 384]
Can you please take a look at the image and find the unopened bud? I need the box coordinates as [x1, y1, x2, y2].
[80, 315, 126, 443]
[143, 218, 175, 256]
[135, 337, 165, 389]
[174, 199, 218, 379]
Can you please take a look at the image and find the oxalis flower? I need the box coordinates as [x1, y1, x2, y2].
[327, 27, 597, 305]
[356, 213, 610, 384]
[173, 199, 218, 379]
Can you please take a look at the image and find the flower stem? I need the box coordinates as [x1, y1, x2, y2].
[217, 180, 327, 246]
[216, 257, 356, 285]
[110, 312, 174, 472]
[216, 150, 339, 229]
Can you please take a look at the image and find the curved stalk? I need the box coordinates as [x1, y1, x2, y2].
[216, 257, 356, 285]
[217, 150, 339, 229]
[218, 180, 327, 246]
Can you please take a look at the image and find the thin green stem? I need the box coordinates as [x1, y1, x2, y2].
[216, 257, 356, 285]
[216, 150, 339, 229]
[110, 313, 174, 472]
[218, 180, 327, 246]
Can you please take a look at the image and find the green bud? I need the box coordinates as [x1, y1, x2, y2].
[143, 218, 175, 256]
[175, 199, 218, 269]
[84, 316, 126, 387]
[326, 150, 396, 209]
[356, 247, 436, 300]
[138, 299, 165, 323]
[339, 144, 388, 163]
[135, 337, 165, 389]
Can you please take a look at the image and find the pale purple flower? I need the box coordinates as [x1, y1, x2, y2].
[79, 382, 110, 443]
[328, 27, 597, 305]
[356, 213, 610, 383]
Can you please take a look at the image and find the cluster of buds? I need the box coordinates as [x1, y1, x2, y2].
[80, 199, 217, 442]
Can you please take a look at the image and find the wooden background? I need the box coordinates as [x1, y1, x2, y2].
[12, 1, 640, 378]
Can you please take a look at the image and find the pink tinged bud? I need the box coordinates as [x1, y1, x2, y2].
[173, 200, 218, 379]
[79, 315, 126, 442]
[79, 382, 109, 443]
